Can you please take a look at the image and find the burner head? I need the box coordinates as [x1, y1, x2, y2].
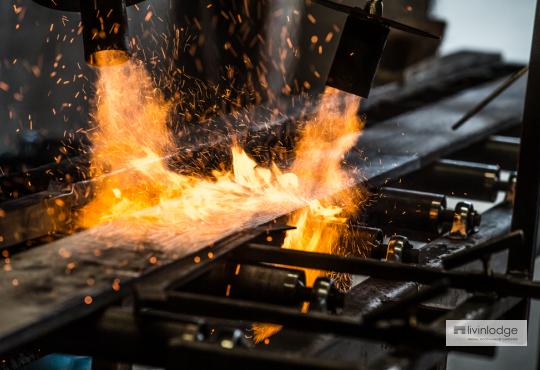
[315, 0, 439, 97]
[80, 0, 131, 67]
[327, 15, 389, 98]
[33, 0, 144, 67]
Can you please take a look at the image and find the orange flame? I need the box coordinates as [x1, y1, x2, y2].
[80, 59, 365, 342]
[252, 88, 364, 343]
[284, 87, 363, 285]
[81, 60, 363, 234]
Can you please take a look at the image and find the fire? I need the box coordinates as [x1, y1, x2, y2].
[252, 89, 364, 343]
[81, 60, 309, 228]
[80, 59, 365, 341]
[283, 87, 363, 286]
[81, 59, 363, 238]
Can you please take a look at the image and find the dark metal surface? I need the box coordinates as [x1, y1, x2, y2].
[448, 135, 520, 171]
[433, 295, 522, 325]
[0, 228, 262, 355]
[362, 280, 449, 322]
[167, 340, 364, 370]
[43, 307, 203, 368]
[442, 231, 523, 270]
[139, 290, 453, 353]
[510, 0, 540, 278]
[484, 136, 521, 168]
[350, 76, 525, 186]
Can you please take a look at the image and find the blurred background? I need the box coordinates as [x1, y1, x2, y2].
[433, 0, 535, 62]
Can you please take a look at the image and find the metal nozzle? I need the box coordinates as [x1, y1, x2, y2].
[33, 0, 143, 66]
[80, 0, 131, 67]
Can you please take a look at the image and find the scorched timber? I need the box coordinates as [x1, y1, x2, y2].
[0, 76, 526, 353]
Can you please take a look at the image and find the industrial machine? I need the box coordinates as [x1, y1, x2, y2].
[1, 0, 539, 369]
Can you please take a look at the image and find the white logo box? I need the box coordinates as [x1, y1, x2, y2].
[446, 320, 527, 346]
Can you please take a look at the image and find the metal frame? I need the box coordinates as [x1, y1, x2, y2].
[510, 0, 540, 278]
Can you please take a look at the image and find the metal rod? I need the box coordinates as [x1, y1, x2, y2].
[140, 291, 492, 357]
[452, 65, 529, 130]
[362, 280, 449, 322]
[51, 307, 361, 370]
[311, 0, 440, 39]
[235, 244, 540, 298]
[142, 291, 361, 335]
[142, 291, 448, 351]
